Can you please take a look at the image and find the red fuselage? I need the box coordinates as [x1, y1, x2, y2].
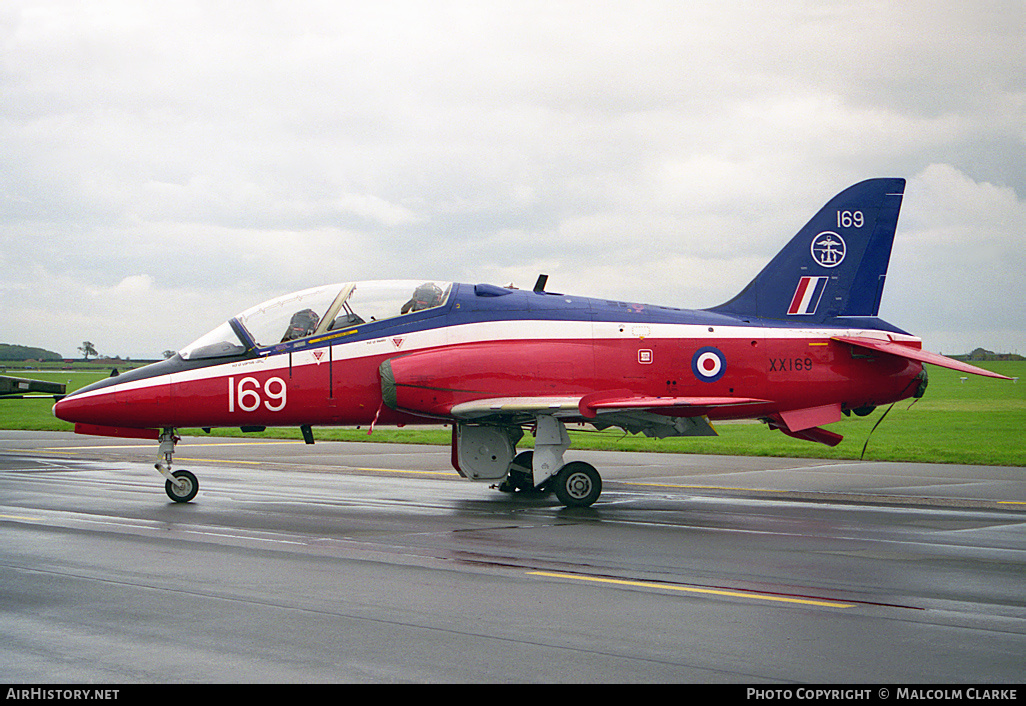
[53, 288, 924, 438]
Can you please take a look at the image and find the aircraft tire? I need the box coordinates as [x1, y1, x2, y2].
[553, 461, 601, 508]
[165, 470, 199, 503]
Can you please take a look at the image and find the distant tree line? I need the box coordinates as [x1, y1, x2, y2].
[950, 347, 1024, 362]
[0, 344, 63, 361]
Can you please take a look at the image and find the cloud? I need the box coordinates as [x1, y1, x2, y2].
[113, 274, 153, 293]
[0, 1, 1022, 358]
[882, 164, 1026, 353]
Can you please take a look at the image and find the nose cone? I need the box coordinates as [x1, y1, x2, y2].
[52, 386, 117, 425]
[52, 372, 174, 429]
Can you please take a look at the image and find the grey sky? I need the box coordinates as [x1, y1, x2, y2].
[2, 1, 1023, 359]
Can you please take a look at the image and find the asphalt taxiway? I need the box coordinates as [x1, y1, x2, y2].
[1, 430, 1023, 682]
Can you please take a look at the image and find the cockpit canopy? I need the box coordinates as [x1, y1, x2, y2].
[179, 280, 452, 360]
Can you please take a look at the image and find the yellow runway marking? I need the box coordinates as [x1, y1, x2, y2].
[349, 467, 457, 477]
[4, 446, 457, 476]
[528, 571, 855, 608]
[0, 513, 43, 522]
[176, 457, 264, 465]
[171, 460, 454, 476]
[174, 441, 305, 447]
[170, 459, 455, 476]
[623, 481, 788, 493]
[27, 441, 306, 451]
[11, 445, 153, 451]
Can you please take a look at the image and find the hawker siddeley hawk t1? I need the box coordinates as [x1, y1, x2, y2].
[53, 178, 1009, 507]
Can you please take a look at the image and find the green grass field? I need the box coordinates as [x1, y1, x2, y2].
[2, 361, 1023, 466]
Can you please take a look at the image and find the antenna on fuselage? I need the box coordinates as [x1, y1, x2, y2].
[533, 274, 548, 293]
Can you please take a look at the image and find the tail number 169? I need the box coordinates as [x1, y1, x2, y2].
[836, 210, 864, 228]
[228, 376, 287, 412]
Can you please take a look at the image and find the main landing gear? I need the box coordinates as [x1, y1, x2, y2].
[458, 416, 603, 508]
[154, 427, 198, 503]
[505, 457, 603, 509]
[498, 453, 603, 507]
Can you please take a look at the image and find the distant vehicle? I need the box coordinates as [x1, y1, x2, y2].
[53, 178, 1008, 507]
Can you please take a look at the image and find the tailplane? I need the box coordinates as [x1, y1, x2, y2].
[709, 178, 906, 325]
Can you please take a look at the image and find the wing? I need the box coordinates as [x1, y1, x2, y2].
[449, 391, 771, 439]
[577, 390, 770, 417]
[0, 375, 66, 399]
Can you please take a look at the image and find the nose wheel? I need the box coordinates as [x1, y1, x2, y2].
[165, 469, 199, 503]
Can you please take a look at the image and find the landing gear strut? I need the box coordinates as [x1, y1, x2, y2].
[154, 427, 199, 503]
[528, 415, 602, 507]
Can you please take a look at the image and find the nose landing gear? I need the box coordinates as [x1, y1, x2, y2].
[154, 428, 199, 503]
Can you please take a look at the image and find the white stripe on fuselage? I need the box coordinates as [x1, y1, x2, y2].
[68, 320, 919, 399]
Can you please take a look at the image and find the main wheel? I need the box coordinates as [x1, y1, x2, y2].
[499, 451, 550, 495]
[165, 469, 199, 503]
[508, 451, 535, 491]
[553, 461, 601, 508]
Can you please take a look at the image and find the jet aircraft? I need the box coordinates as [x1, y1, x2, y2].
[53, 178, 1009, 507]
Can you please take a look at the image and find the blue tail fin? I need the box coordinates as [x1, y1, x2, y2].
[709, 178, 906, 325]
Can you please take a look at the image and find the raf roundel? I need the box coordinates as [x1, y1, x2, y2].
[692, 346, 727, 382]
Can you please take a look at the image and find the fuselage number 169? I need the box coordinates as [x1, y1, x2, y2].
[228, 376, 287, 413]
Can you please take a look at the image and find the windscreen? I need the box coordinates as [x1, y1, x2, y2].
[178, 321, 247, 360]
